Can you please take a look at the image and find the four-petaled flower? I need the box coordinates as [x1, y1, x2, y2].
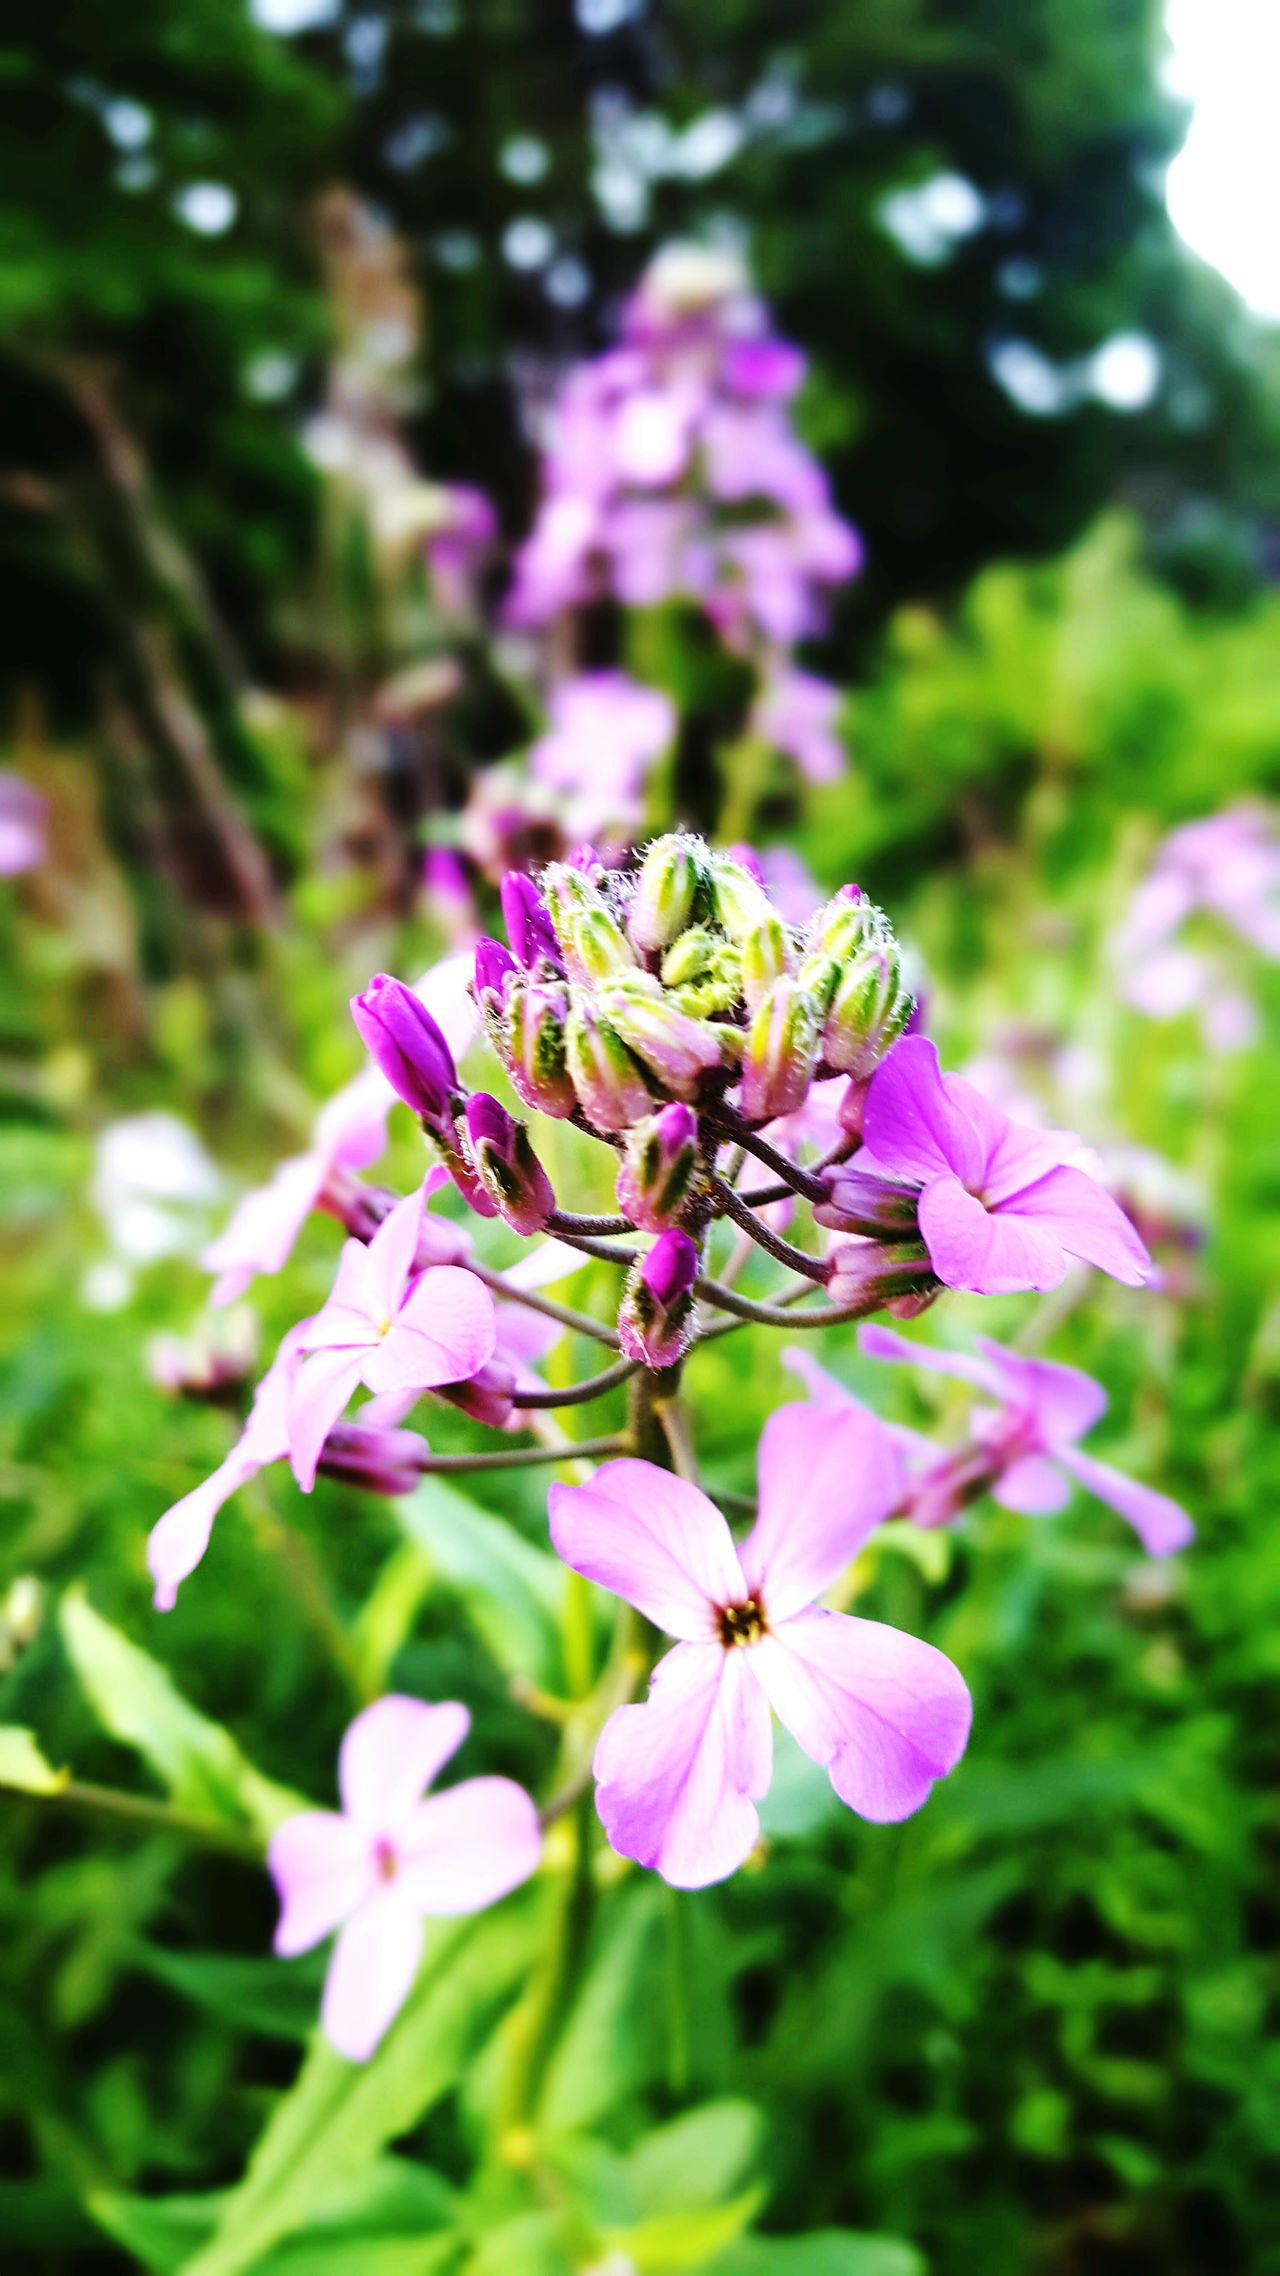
[288, 1186, 496, 1490]
[549, 1404, 972, 1888]
[858, 1323, 1194, 1556]
[269, 1696, 541, 2060]
[857, 1036, 1151, 1296]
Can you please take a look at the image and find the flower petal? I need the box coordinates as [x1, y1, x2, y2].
[268, 1810, 374, 1956]
[990, 1455, 1071, 1515]
[339, 1696, 471, 1833]
[998, 1165, 1152, 1288]
[859, 1321, 1003, 1395]
[742, 1402, 901, 1621]
[365, 1267, 497, 1396]
[548, 1461, 744, 1641]
[860, 1037, 984, 1188]
[288, 1347, 368, 1491]
[147, 1450, 257, 1612]
[397, 1777, 541, 1914]
[362, 1188, 426, 1322]
[781, 1346, 868, 1412]
[320, 1889, 423, 2061]
[944, 1075, 1079, 1204]
[593, 1642, 772, 1889]
[202, 1152, 327, 1309]
[1055, 1445, 1194, 1556]
[976, 1340, 1108, 1445]
[919, 1175, 1067, 1295]
[753, 1607, 971, 1821]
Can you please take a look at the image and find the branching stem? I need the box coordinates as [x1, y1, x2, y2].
[469, 1264, 621, 1347]
[510, 1358, 638, 1410]
[708, 1172, 829, 1281]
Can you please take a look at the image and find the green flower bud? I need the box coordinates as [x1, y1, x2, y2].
[739, 977, 822, 1121]
[741, 912, 794, 1013]
[822, 943, 913, 1076]
[708, 856, 773, 944]
[568, 902, 637, 984]
[505, 976, 577, 1117]
[628, 833, 701, 954]
[661, 926, 743, 1017]
[810, 885, 889, 963]
[598, 974, 724, 1100]
[564, 996, 655, 1132]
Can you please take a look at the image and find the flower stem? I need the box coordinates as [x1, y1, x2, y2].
[27, 1779, 263, 1860]
[547, 1209, 636, 1239]
[705, 1113, 830, 1204]
[469, 1264, 622, 1348]
[510, 1357, 638, 1409]
[418, 1436, 628, 1474]
[708, 1171, 829, 1280]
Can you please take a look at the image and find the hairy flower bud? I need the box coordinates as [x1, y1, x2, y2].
[500, 872, 563, 971]
[568, 902, 637, 984]
[739, 977, 821, 1122]
[824, 1239, 936, 1313]
[474, 937, 517, 1013]
[810, 884, 885, 963]
[708, 855, 773, 943]
[505, 976, 577, 1118]
[463, 1093, 555, 1236]
[351, 975, 458, 1127]
[599, 976, 724, 1100]
[618, 1229, 699, 1368]
[616, 1103, 701, 1232]
[822, 944, 913, 1077]
[814, 1168, 921, 1239]
[740, 912, 793, 1013]
[436, 1356, 517, 1429]
[628, 834, 701, 953]
[565, 997, 655, 1131]
[316, 1422, 431, 1496]
[660, 926, 743, 1017]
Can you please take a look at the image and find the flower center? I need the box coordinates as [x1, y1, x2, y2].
[717, 1595, 767, 1648]
[372, 1837, 399, 1883]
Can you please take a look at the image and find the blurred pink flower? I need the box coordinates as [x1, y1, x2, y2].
[529, 672, 675, 834]
[0, 771, 46, 876]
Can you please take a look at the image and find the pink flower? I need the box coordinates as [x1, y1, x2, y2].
[0, 771, 47, 876]
[529, 672, 675, 835]
[202, 957, 478, 1307]
[288, 1188, 496, 1490]
[269, 1696, 540, 2060]
[548, 1405, 971, 1888]
[147, 1328, 303, 1610]
[859, 1324, 1194, 1556]
[751, 667, 847, 785]
[857, 1037, 1151, 1296]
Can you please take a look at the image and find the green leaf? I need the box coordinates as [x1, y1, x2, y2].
[462, 2213, 572, 2276]
[537, 1881, 667, 2135]
[711, 2233, 926, 2276]
[397, 1481, 565, 1685]
[58, 1587, 300, 1835]
[625, 2102, 765, 2217]
[126, 1943, 323, 2043]
[183, 1900, 538, 2276]
[606, 2186, 765, 2270]
[0, 1725, 69, 1795]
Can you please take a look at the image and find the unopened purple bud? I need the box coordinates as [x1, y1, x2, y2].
[501, 872, 562, 970]
[474, 936, 517, 1010]
[316, 1423, 431, 1496]
[618, 1229, 700, 1367]
[814, 1168, 920, 1239]
[463, 1092, 555, 1236]
[436, 1356, 517, 1428]
[739, 977, 821, 1122]
[616, 1103, 701, 1232]
[825, 1240, 937, 1313]
[351, 975, 457, 1125]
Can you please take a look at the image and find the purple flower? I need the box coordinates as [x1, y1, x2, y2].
[351, 976, 458, 1124]
[859, 1324, 1194, 1556]
[473, 936, 517, 1010]
[500, 872, 563, 972]
[548, 1405, 971, 1887]
[0, 771, 47, 876]
[289, 1188, 496, 1490]
[462, 1092, 555, 1236]
[857, 1037, 1152, 1296]
[529, 673, 675, 837]
[269, 1696, 540, 2061]
[618, 1228, 699, 1368]
[751, 667, 846, 786]
[616, 1103, 701, 1231]
[147, 1329, 302, 1610]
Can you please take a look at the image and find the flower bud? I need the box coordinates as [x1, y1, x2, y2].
[628, 834, 701, 953]
[740, 912, 793, 1013]
[616, 1103, 701, 1231]
[351, 975, 458, 1127]
[660, 926, 742, 1017]
[810, 884, 884, 962]
[824, 1239, 936, 1312]
[500, 872, 562, 970]
[708, 855, 773, 943]
[474, 936, 517, 1013]
[568, 902, 636, 984]
[738, 977, 821, 1122]
[565, 997, 655, 1132]
[618, 1229, 699, 1368]
[463, 1093, 555, 1236]
[505, 976, 577, 1118]
[814, 1168, 921, 1239]
[316, 1422, 431, 1496]
[436, 1356, 517, 1429]
[539, 859, 604, 950]
[598, 976, 724, 1100]
[822, 944, 913, 1077]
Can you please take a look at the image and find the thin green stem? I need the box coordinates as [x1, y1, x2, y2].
[27, 1780, 263, 1860]
[510, 1357, 638, 1410]
[418, 1436, 628, 1474]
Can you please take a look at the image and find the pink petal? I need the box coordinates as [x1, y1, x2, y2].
[288, 1347, 368, 1491]
[593, 1642, 772, 1889]
[1055, 1445, 1194, 1556]
[312, 1068, 395, 1173]
[268, 1810, 374, 1955]
[976, 1340, 1108, 1445]
[998, 1166, 1152, 1288]
[320, 1889, 423, 2061]
[919, 1175, 1068, 1295]
[202, 1152, 326, 1308]
[338, 1696, 470, 1833]
[363, 1188, 426, 1322]
[990, 1455, 1071, 1516]
[742, 1403, 901, 1622]
[397, 1777, 541, 1913]
[298, 1239, 379, 1350]
[859, 1322, 1003, 1396]
[752, 1607, 971, 1821]
[147, 1451, 256, 1612]
[781, 1347, 865, 1411]
[548, 1462, 744, 1642]
[366, 1266, 497, 1395]
[860, 1037, 984, 1189]
[944, 1075, 1078, 1205]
